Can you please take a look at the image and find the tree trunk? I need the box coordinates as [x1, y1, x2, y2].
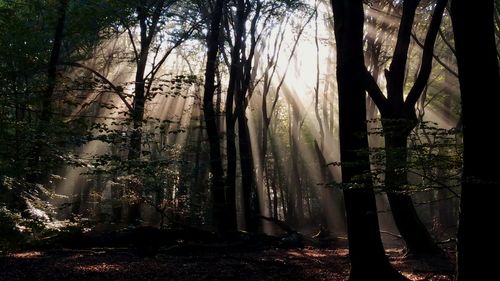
[361, 0, 448, 259]
[27, 0, 68, 183]
[128, 59, 147, 161]
[285, 105, 297, 225]
[383, 121, 442, 257]
[331, 0, 408, 280]
[128, 2, 154, 162]
[451, 1, 500, 280]
[238, 114, 259, 231]
[291, 112, 304, 225]
[203, 0, 237, 233]
[269, 129, 281, 219]
[125, 9, 151, 224]
[125, 0, 169, 224]
[41, 0, 68, 124]
[225, 0, 247, 232]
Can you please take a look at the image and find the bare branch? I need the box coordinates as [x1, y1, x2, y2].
[406, 0, 448, 108]
[62, 62, 133, 111]
[363, 69, 388, 114]
[410, 32, 458, 77]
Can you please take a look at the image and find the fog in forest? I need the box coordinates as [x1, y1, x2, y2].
[1, 0, 491, 280]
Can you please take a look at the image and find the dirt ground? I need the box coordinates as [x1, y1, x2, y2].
[0, 247, 453, 281]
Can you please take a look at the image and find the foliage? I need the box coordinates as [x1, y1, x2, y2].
[0, 0, 463, 253]
[0, 205, 25, 251]
[0, 176, 73, 250]
[368, 120, 462, 193]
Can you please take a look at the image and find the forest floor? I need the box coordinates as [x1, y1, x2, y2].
[0, 246, 454, 281]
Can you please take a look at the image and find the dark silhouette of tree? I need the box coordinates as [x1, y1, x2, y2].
[451, 0, 500, 280]
[223, 0, 300, 231]
[330, 0, 408, 280]
[363, 0, 447, 257]
[27, 0, 69, 183]
[203, 0, 238, 234]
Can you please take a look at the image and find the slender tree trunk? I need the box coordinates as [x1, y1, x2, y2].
[261, 82, 270, 218]
[126, 0, 170, 224]
[238, 114, 258, 231]
[27, 0, 68, 183]
[41, 0, 68, 124]
[285, 105, 297, 225]
[270, 169, 278, 219]
[314, 141, 332, 227]
[126, 8, 151, 225]
[269, 131, 281, 219]
[128, 59, 147, 161]
[203, 0, 237, 233]
[331, 0, 408, 280]
[313, 1, 325, 151]
[225, 0, 247, 231]
[451, 1, 500, 280]
[291, 112, 304, 226]
[191, 108, 207, 224]
[233, 0, 262, 232]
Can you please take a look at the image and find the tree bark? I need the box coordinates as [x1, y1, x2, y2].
[126, 2, 166, 224]
[331, 0, 408, 280]
[203, 0, 237, 233]
[451, 1, 500, 280]
[225, 0, 247, 231]
[363, 0, 448, 258]
[27, 0, 68, 183]
[383, 120, 442, 257]
[41, 0, 68, 123]
[225, 0, 262, 232]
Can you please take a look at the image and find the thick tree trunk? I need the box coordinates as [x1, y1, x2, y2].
[361, 0, 447, 260]
[331, 0, 407, 280]
[383, 121, 442, 257]
[451, 1, 500, 280]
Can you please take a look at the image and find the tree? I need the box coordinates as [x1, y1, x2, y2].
[223, 0, 302, 231]
[27, 0, 69, 183]
[202, 0, 238, 234]
[222, 0, 264, 232]
[62, 0, 198, 222]
[363, 0, 447, 257]
[450, 0, 500, 280]
[330, 0, 408, 280]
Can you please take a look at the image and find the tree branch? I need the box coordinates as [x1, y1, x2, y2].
[387, 0, 419, 104]
[62, 62, 133, 111]
[406, 0, 448, 108]
[410, 32, 458, 77]
[123, 22, 140, 65]
[364, 69, 388, 114]
[144, 21, 201, 97]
